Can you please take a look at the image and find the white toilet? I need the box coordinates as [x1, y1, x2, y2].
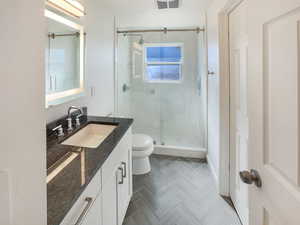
[132, 134, 154, 175]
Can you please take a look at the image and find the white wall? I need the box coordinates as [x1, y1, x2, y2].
[100, 0, 210, 28]
[84, 2, 115, 117]
[47, 1, 115, 122]
[206, 0, 232, 185]
[0, 1, 47, 224]
[117, 9, 205, 28]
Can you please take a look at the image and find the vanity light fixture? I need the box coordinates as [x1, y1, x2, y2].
[46, 0, 85, 18]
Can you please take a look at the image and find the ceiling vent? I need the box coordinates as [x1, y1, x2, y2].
[157, 0, 179, 9]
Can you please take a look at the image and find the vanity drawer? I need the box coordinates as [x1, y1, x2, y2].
[102, 127, 132, 187]
[59, 169, 102, 225]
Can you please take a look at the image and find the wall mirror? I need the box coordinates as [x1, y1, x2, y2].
[45, 10, 85, 107]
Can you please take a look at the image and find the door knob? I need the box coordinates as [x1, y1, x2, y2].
[239, 169, 262, 188]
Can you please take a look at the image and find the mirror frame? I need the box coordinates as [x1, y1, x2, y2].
[45, 9, 85, 107]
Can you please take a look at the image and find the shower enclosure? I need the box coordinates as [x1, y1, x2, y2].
[115, 27, 207, 154]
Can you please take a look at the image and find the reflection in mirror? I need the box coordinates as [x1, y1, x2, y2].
[46, 24, 80, 93]
[45, 10, 85, 107]
[132, 50, 143, 79]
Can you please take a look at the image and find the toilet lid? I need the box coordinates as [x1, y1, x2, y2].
[132, 134, 153, 151]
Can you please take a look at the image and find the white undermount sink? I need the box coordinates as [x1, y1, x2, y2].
[62, 123, 117, 148]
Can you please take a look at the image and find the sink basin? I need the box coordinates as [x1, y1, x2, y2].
[62, 123, 117, 148]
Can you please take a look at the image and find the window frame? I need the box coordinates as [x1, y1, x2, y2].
[143, 43, 184, 83]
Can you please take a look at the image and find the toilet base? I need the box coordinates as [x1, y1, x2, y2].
[132, 157, 151, 175]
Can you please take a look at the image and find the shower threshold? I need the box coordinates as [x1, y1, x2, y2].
[153, 144, 206, 159]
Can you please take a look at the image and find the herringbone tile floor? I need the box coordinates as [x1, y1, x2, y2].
[123, 155, 241, 225]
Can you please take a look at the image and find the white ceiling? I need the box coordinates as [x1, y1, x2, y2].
[100, 0, 211, 14]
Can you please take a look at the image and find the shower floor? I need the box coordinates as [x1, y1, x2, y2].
[123, 155, 241, 225]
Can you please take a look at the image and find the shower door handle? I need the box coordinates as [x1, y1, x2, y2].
[122, 84, 130, 92]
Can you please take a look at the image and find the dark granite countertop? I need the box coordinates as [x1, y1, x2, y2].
[47, 115, 133, 225]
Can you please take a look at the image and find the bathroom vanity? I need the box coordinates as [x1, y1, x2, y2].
[47, 115, 133, 225]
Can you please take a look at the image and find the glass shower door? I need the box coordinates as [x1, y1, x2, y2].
[158, 30, 205, 148]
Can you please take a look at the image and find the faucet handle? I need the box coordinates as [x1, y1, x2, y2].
[66, 117, 73, 132]
[52, 125, 64, 137]
[76, 114, 83, 127]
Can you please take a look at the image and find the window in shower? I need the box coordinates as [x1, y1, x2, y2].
[144, 43, 183, 83]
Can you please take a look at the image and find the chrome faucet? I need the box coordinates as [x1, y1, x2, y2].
[67, 106, 83, 131]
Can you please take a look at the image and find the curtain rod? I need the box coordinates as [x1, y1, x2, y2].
[117, 27, 205, 34]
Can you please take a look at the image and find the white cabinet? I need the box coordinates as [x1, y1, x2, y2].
[102, 165, 118, 225]
[102, 128, 133, 225]
[60, 127, 132, 225]
[117, 150, 131, 225]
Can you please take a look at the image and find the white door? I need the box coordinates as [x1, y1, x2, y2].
[247, 0, 300, 224]
[229, 1, 249, 225]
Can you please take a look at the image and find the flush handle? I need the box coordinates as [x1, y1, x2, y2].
[239, 169, 262, 188]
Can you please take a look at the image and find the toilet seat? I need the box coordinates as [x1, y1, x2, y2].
[132, 134, 153, 151]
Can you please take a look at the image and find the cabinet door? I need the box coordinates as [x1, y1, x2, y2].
[117, 151, 131, 225]
[102, 168, 118, 225]
[80, 194, 102, 225]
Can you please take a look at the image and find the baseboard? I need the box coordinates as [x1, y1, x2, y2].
[153, 145, 207, 159]
[206, 155, 219, 186]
